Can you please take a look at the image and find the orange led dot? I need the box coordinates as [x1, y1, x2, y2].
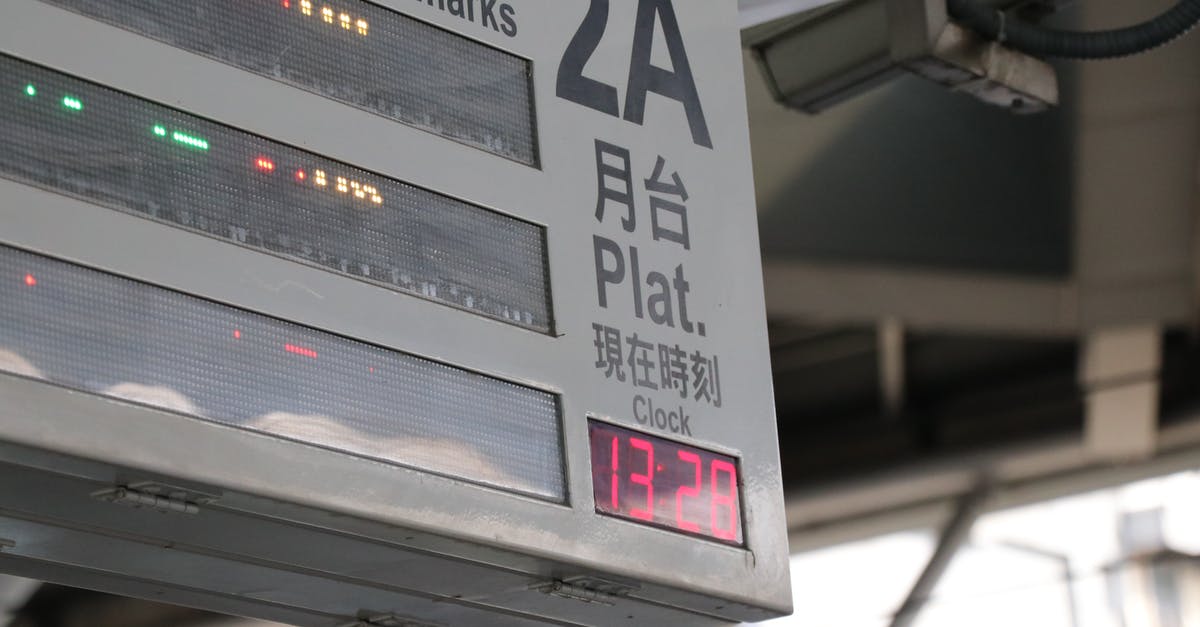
[356, 19, 369, 35]
[340, 13, 351, 28]
[300, 0, 312, 15]
[255, 157, 275, 172]
[322, 7, 334, 22]
[24, 273, 36, 287]
[295, 169, 306, 181]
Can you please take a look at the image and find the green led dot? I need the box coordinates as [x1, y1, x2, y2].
[23, 84, 36, 97]
[61, 96, 82, 111]
[171, 130, 209, 151]
[153, 125, 167, 137]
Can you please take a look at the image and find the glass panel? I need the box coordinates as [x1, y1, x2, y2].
[0, 245, 565, 501]
[42, 0, 538, 165]
[0, 54, 553, 333]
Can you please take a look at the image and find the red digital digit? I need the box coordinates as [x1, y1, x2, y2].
[710, 460, 739, 541]
[610, 436, 620, 510]
[628, 437, 654, 521]
[589, 421, 744, 546]
[675, 450, 702, 532]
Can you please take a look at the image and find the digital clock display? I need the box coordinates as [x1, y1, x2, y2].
[43, 0, 538, 165]
[0, 54, 552, 333]
[589, 420, 744, 546]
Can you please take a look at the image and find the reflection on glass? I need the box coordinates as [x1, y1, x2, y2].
[246, 412, 528, 492]
[0, 348, 42, 379]
[104, 383, 198, 414]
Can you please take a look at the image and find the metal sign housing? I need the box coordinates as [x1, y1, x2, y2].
[0, 1, 790, 624]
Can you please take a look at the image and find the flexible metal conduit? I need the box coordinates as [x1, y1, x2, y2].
[948, 0, 1200, 59]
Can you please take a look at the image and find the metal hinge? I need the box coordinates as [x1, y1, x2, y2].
[337, 613, 443, 627]
[92, 481, 218, 515]
[532, 575, 641, 606]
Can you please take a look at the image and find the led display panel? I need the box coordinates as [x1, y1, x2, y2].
[0, 54, 552, 333]
[0, 245, 565, 501]
[42, 0, 538, 166]
[588, 420, 744, 546]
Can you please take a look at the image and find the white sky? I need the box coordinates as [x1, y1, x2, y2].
[759, 470, 1200, 627]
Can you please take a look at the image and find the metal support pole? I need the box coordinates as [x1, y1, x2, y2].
[878, 317, 905, 419]
[889, 480, 991, 627]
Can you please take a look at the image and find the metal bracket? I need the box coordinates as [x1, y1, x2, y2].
[532, 575, 641, 606]
[0, 538, 14, 552]
[91, 481, 218, 515]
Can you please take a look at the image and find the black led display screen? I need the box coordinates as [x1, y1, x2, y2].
[43, 0, 538, 166]
[0, 245, 565, 501]
[0, 54, 553, 333]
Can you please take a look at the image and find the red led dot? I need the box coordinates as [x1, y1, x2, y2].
[285, 343, 318, 359]
[282, 0, 290, 6]
[23, 274, 36, 287]
[295, 169, 306, 181]
[255, 157, 275, 172]
[233, 329, 241, 339]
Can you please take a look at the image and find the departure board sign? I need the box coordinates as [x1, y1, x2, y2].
[0, 2, 790, 625]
